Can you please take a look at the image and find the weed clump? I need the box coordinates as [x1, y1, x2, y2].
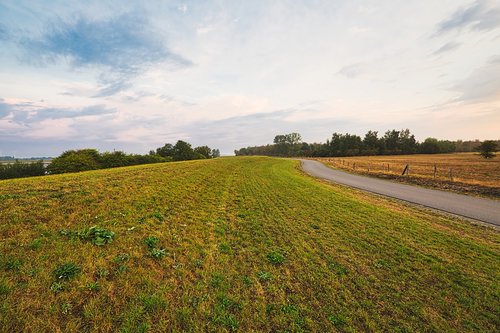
[87, 281, 100, 292]
[150, 248, 166, 259]
[50, 282, 64, 293]
[53, 262, 81, 280]
[144, 236, 159, 249]
[143, 236, 166, 259]
[60, 225, 115, 246]
[219, 243, 231, 254]
[266, 250, 286, 265]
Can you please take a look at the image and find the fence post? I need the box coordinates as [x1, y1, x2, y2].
[353, 163, 356, 170]
[433, 164, 437, 178]
[402, 164, 409, 176]
[387, 163, 390, 172]
[449, 168, 453, 182]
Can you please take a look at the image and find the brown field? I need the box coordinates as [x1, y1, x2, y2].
[315, 153, 500, 198]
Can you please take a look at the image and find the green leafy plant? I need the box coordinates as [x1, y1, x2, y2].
[78, 226, 115, 246]
[60, 226, 114, 246]
[53, 262, 81, 280]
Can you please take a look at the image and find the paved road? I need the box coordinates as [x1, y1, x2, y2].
[300, 159, 500, 226]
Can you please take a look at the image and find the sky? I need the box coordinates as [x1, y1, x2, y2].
[1, 0, 499, 157]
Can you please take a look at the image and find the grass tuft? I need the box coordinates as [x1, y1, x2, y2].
[266, 250, 286, 265]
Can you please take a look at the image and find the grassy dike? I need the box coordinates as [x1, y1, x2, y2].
[0, 157, 498, 332]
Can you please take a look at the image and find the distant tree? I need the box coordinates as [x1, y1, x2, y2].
[212, 149, 221, 158]
[398, 129, 417, 154]
[285, 133, 302, 145]
[436, 140, 456, 153]
[419, 138, 440, 154]
[172, 140, 196, 161]
[194, 146, 212, 159]
[383, 130, 400, 153]
[477, 140, 497, 159]
[99, 151, 129, 168]
[272, 133, 302, 156]
[363, 130, 379, 154]
[156, 143, 174, 158]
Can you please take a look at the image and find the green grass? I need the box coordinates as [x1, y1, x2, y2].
[0, 156, 499, 332]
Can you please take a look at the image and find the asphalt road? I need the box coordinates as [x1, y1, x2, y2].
[300, 159, 500, 226]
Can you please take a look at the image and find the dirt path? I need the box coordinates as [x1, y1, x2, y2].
[301, 159, 500, 226]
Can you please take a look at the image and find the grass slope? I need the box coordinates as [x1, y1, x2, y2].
[0, 157, 499, 332]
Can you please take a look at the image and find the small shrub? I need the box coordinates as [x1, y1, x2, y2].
[266, 250, 286, 265]
[144, 236, 159, 249]
[53, 262, 81, 280]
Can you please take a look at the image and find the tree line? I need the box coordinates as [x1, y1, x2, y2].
[234, 130, 499, 158]
[0, 140, 220, 180]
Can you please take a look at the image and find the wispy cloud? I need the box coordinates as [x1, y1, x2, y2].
[337, 63, 364, 79]
[437, 0, 500, 34]
[452, 55, 500, 103]
[0, 99, 115, 124]
[19, 12, 192, 96]
[432, 41, 462, 55]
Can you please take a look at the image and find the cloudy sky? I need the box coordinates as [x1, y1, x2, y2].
[1, 0, 499, 157]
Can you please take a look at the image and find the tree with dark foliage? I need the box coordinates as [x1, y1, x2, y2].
[477, 140, 497, 159]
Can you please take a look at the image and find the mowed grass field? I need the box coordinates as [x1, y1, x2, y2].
[0, 157, 499, 332]
[316, 153, 500, 197]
